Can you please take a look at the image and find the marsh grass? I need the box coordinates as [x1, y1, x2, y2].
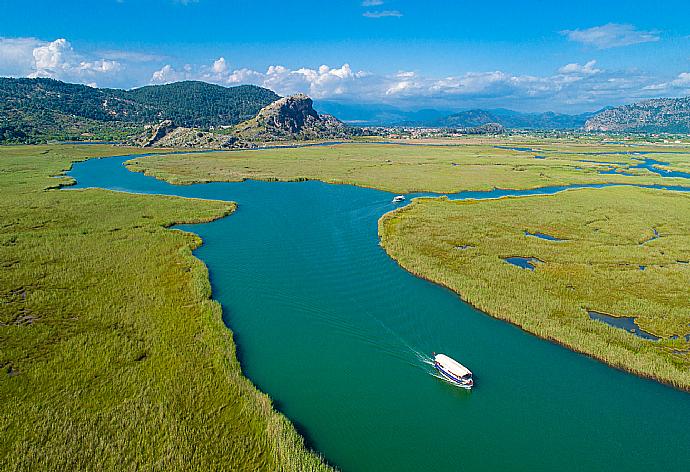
[379, 187, 690, 390]
[0, 145, 331, 471]
[126, 141, 690, 193]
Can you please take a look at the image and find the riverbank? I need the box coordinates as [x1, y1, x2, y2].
[0, 145, 331, 470]
[379, 187, 690, 390]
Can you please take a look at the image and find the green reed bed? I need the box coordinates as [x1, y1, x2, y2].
[0, 145, 331, 471]
[379, 186, 690, 390]
[125, 141, 690, 193]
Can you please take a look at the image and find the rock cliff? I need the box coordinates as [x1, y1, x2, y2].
[585, 97, 690, 133]
[233, 94, 354, 141]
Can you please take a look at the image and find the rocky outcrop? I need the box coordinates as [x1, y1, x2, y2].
[141, 120, 177, 147]
[256, 94, 319, 133]
[133, 120, 254, 149]
[233, 93, 355, 141]
[585, 97, 690, 133]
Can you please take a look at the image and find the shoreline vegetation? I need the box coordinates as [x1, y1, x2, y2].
[0, 145, 332, 470]
[125, 139, 690, 391]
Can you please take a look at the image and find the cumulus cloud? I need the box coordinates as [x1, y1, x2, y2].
[151, 60, 371, 99]
[644, 72, 690, 92]
[149, 57, 671, 111]
[558, 60, 601, 75]
[0, 37, 44, 76]
[363, 10, 403, 18]
[0, 37, 122, 86]
[562, 23, 660, 49]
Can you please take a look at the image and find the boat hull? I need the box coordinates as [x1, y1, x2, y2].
[434, 362, 473, 389]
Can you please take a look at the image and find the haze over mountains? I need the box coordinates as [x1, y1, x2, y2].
[316, 101, 600, 129]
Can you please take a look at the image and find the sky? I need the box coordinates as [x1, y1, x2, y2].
[1, 0, 689, 112]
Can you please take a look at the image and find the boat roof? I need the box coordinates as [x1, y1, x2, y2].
[435, 354, 472, 377]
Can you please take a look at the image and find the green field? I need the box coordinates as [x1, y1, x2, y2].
[0, 145, 330, 471]
[126, 140, 690, 193]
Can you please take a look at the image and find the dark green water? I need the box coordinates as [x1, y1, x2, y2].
[68, 154, 690, 472]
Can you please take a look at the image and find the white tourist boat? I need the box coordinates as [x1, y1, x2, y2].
[392, 195, 406, 203]
[433, 353, 474, 389]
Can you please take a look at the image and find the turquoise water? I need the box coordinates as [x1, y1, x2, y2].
[67, 154, 690, 472]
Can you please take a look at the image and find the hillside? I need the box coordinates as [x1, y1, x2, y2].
[128, 82, 280, 128]
[0, 78, 279, 143]
[585, 97, 690, 133]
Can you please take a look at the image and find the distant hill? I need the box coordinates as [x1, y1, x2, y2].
[0, 77, 279, 143]
[435, 108, 596, 130]
[314, 101, 452, 126]
[315, 100, 595, 129]
[584, 97, 690, 133]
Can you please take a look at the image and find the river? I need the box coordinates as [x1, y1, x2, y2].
[67, 152, 690, 472]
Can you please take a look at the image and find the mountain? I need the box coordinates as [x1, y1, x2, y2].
[584, 97, 690, 133]
[434, 109, 499, 128]
[314, 101, 452, 126]
[315, 100, 595, 129]
[434, 108, 596, 130]
[233, 94, 354, 141]
[0, 77, 279, 143]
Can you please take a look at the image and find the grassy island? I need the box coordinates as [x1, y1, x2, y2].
[379, 186, 690, 389]
[0, 145, 330, 471]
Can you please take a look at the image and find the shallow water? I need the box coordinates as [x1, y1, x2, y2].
[504, 256, 541, 270]
[66, 153, 690, 472]
[525, 230, 562, 241]
[588, 311, 660, 341]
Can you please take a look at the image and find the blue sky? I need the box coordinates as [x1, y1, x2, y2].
[1, 0, 689, 112]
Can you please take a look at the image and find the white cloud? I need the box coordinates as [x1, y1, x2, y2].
[558, 60, 601, 75]
[562, 23, 660, 49]
[361, 0, 384, 5]
[363, 10, 403, 18]
[212, 57, 228, 74]
[644, 72, 690, 92]
[0, 37, 44, 76]
[0, 37, 123, 87]
[152, 59, 371, 99]
[149, 57, 677, 111]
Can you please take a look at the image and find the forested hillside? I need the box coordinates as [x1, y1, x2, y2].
[0, 78, 279, 143]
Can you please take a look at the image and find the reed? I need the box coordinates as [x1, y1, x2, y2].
[0, 145, 332, 471]
[379, 186, 690, 390]
[126, 140, 690, 193]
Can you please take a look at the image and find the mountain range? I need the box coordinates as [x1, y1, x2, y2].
[1, 77, 689, 144]
[315, 101, 598, 129]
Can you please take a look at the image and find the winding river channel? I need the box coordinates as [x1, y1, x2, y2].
[67, 152, 690, 472]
